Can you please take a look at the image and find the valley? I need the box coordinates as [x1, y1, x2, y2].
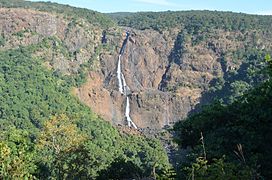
[0, 0, 272, 179]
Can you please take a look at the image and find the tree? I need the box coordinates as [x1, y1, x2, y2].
[0, 127, 37, 179]
[37, 114, 87, 179]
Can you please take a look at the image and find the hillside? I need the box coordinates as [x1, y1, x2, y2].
[0, 0, 115, 28]
[1, 0, 272, 179]
[173, 56, 272, 178]
[0, 1, 171, 179]
[109, 10, 272, 31]
[2, 1, 271, 131]
[75, 11, 272, 129]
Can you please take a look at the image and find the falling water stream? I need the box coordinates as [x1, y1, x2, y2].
[117, 55, 124, 94]
[116, 32, 137, 129]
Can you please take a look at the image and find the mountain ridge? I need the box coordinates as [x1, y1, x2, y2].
[1, 1, 272, 178]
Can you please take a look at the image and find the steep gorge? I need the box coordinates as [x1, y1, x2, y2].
[1, 2, 272, 178]
[1, 6, 271, 131]
[75, 26, 271, 130]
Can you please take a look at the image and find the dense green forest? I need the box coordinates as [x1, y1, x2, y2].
[0, 45, 171, 179]
[110, 10, 272, 32]
[0, 1, 174, 179]
[1, 0, 272, 179]
[173, 55, 272, 179]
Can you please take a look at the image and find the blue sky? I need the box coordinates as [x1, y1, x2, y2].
[29, 0, 272, 15]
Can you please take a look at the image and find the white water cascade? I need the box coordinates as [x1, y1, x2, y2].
[116, 32, 137, 129]
[125, 97, 137, 129]
[117, 55, 124, 94]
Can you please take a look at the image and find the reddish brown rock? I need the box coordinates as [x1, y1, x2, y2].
[2, 8, 270, 130]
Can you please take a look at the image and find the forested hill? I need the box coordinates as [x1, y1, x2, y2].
[1, 0, 272, 179]
[0, 0, 171, 179]
[109, 10, 272, 32]
[173, 56, 272, 179]
[110, 10, 272, 179]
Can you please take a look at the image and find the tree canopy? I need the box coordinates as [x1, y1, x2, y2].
[173, 56, 272, 179]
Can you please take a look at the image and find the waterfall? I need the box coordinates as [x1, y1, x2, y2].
[121, 73, 127, 93]
[116, 31, 137, 129]
[125, 97, 137, 129]
[117, 55, 124, 94]
[121, 73, 131, 95]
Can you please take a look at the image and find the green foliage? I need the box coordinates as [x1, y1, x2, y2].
[120, 135, 170, 177]
[174, 56, 272, 178]
[206, 49, 270, 104]
[97, 157, 143, 179]
[0, 36, 6, 46]
[229, 80, 250, 102]
[0, 47, 170, 178]
[0, 47, 75, 131]
[183, 156, 252, 180]
[209, 77, 225, 92]
[0, 127, 37, 179]
[13, 30, 25, 38]
[4, 2, 272, 178]
[265, 54, 272, 76]
[110, 11, 272, 32]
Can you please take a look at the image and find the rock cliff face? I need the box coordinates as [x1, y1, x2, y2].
[0, 8, 102, 74]
[74, 28, 199, 129]
[2, 8, 271, 130]
[75, 27, 271, 129]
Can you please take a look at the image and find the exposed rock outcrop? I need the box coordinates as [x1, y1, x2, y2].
[0, 8, 101, 74]
[75, 28, 206, 129]
[75, 27, 272, 130]
[2, 8, 271, 130]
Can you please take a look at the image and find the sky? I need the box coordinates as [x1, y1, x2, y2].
[29, 0, 272, 15]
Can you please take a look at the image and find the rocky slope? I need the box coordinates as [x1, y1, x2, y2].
[1, 6, 272, 131]
[74, 26, 272, 130]
[0, 7, 104, 74]
[74, 28, 195, 129]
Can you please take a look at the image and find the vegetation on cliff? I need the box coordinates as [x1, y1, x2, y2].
[111, 11, 272, 105]
[0, 0, 115, 29]
[0, 3, 163, 179]
[0, 46, 171, 179]
[173, 55, 272, 179]
[1, 0, 272, 179]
